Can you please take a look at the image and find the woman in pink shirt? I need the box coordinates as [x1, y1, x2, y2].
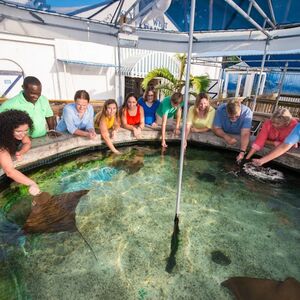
[246, 108, 297, 160]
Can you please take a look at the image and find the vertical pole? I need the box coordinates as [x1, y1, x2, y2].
[175, 0, 196, 217]
[252, 39, 269, 112]
[218, 68, 224, 98]
[63, 62, 68, 99]
[235, 74, 242, 97]
[117, 41, 123, 107]
[274, 62, 288, 112]
[223, 72, 229, 98]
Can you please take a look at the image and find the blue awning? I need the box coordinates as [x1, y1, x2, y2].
[240, 54, 300, 69]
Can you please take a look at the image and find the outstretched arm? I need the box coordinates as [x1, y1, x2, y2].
[174, 108, 182, 135]
[0, 150, 40, 195]
[100, 120, 121, 154]
[252, 143, 293, 166]
[161, 114, 168, 148]
[236, 128, 251, 161]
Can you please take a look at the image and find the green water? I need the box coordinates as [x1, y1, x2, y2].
[0, 145, 299, 299]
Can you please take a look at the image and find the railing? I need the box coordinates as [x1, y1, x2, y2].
[243, 98, 300, 117]
[279, 93, 300, 103]
[210, 96, 300, 118]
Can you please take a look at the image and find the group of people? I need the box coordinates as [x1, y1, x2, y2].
[0, 76, 299, 196]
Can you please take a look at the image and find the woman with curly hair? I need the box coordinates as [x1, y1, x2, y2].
[94, 99, 121, 154]
[0, 109, 40, 195]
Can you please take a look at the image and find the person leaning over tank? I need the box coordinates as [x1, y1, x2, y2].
[138, 87, 160, 127]
[184, 92, 216, 149]
[212, 99, 253, 162]
[0, 110, 40, 196]
[94, 99, 121, 155]
[56, 90, 97, 139]
[0, 76, 58, 138]
[246, 108, 297, 160]
[155, 92, 184, 148]
[121, 93, 145, 139]
[252, 122, 300, 166]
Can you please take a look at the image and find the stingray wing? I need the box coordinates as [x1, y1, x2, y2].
[23, 190, 88, 234]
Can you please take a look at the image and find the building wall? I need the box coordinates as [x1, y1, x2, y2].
[0, 33, 60, 99]
[0, 33, 221, 101]
[0, 33, 116, 100]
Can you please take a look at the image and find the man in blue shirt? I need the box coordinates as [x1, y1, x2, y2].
[213, 99, 253, 161]
[56, 90, 96, 139]
[252, 122, 299, 166]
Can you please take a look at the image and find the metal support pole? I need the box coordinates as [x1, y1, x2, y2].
[175, 0, 196, 217]
[117, 41, 123, 107]
[252, 40, 269, 112]
[235, 74, 242, 97]
[274, 62, 288, 112]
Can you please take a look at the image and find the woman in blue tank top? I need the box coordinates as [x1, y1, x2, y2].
[138, 88, 160, 127]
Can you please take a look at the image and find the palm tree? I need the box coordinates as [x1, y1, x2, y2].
[141, 54, 210, 97]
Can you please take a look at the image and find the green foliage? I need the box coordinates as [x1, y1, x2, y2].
[142, 54, 210, 96]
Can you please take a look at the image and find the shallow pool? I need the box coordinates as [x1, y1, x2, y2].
[0, 145, 299, 299]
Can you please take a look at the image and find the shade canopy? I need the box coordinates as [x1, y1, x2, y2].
[239, 54, 300, 70]
[1, 0, 300, 56]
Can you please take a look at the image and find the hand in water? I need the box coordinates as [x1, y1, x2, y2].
[236, 152, 245, 163]
[161, 140, 168, 148]
[252, 158, 263, 166]
[29, 184, 41, 197]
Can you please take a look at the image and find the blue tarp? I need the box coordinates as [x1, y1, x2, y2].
[4, 0, 300, 32]
[240, 54, 300, 69]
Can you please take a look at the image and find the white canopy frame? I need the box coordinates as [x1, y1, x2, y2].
[1, 1, 300, 56]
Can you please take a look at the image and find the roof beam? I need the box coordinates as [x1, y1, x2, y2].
[224, 0, 272, 38]
[267, 0, 277, 25]
[249, 0, 276, 29]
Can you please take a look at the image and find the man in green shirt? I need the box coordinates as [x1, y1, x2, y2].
[0, 76, 57, 138]
[156, 92, 183, 148]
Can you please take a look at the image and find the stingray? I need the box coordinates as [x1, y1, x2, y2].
[221, 277, 300, 300]
[23, 190, 88, 233]
[1, 190, 97, 260]
[109, 152, 144, 175]
[195, 171, 216, 183]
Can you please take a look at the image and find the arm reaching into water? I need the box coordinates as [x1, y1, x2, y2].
[252, 143, 293, 166]
[0, 150, 40, 195]
[99, 119, 121, 155]
[252, 123, 300, 166]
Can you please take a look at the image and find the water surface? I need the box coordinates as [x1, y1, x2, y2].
[0, 145, 299, 299]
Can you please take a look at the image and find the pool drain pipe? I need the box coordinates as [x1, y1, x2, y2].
[166, 0, 196, 274]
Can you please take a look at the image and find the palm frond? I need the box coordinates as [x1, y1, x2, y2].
[155, 83, 174, 97]
[191, 75, 210, 93]
[141, 68, 177, 90]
